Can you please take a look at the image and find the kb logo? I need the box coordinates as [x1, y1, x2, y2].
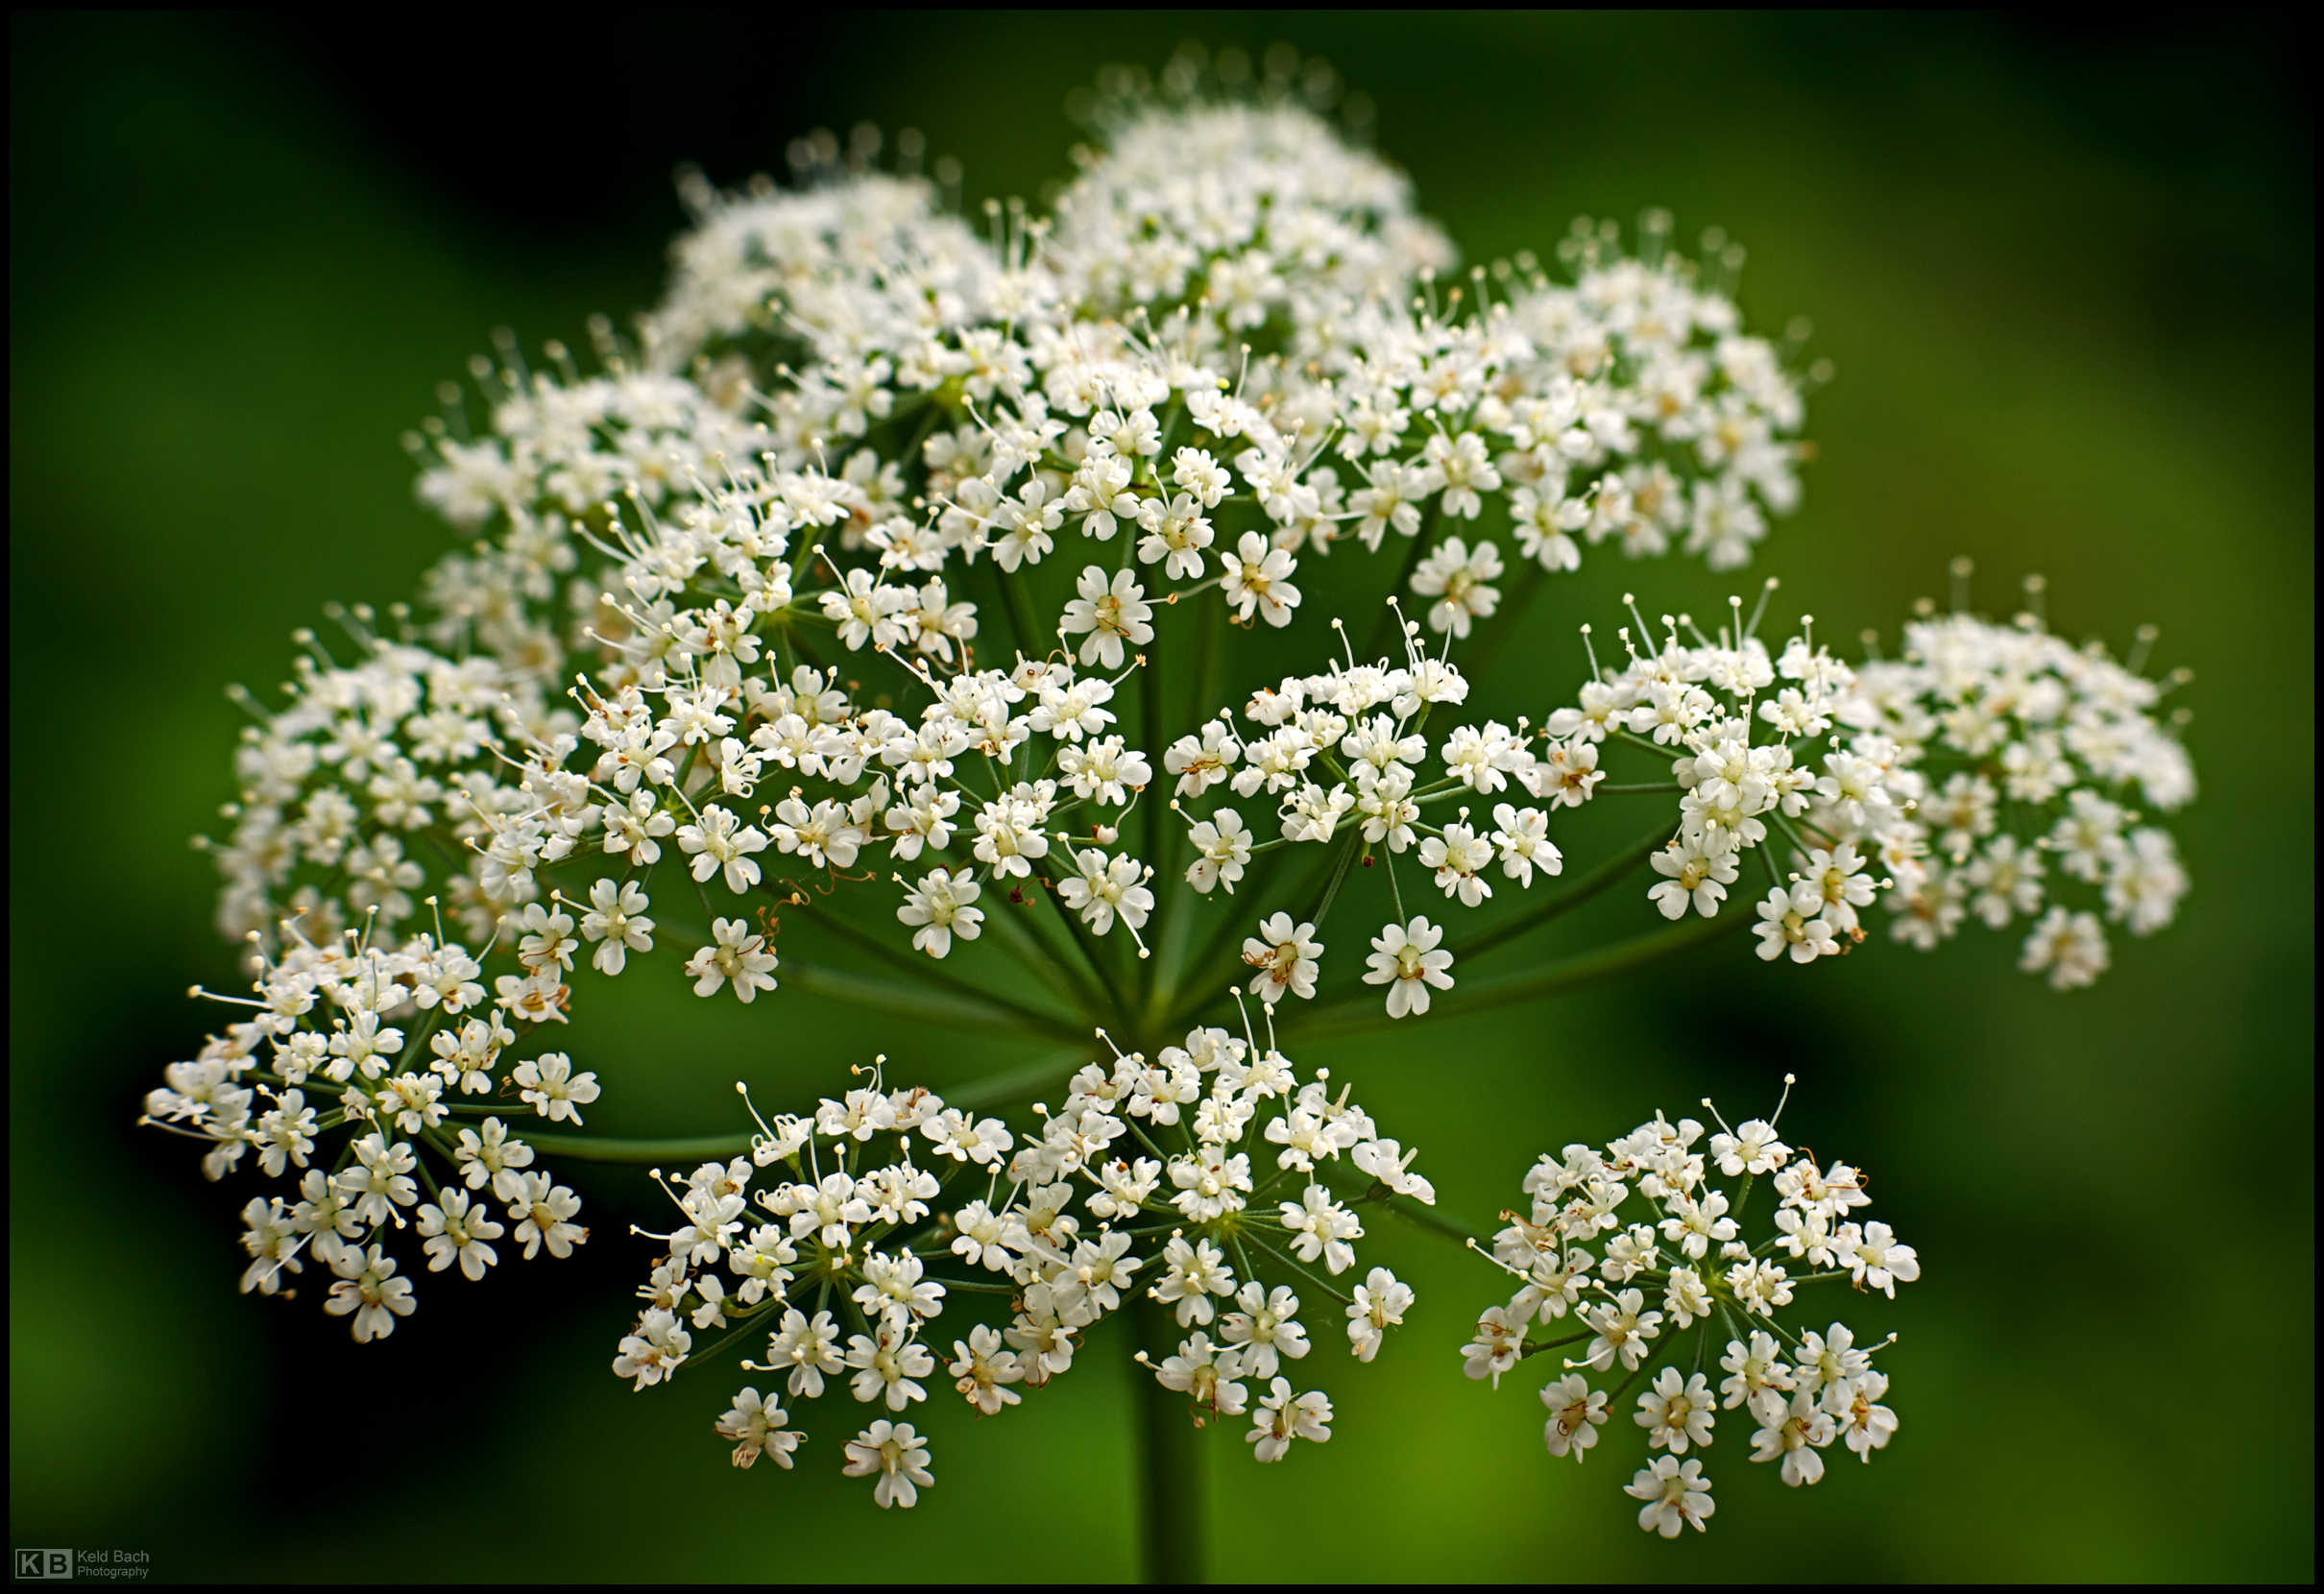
[16, 1549, 72, 1581]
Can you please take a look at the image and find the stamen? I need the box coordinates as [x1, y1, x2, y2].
[736, 1080, 782, 1144]
[1230, 987, 1261, 1053]
[2127, 623, 2160, 675]
[1624, 592, 1655, 645]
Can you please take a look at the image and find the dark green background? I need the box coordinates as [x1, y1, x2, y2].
[11, 12, 2312, 1582]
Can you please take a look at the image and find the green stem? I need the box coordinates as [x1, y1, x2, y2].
[995, 557, 1046, 664]
[783, 960, 1081, 1041]
[978, 882, 1102, 1011]
[1141, 656, 1165, 880]
[1364, 501, 1440, 659]
[1025, 877, 1122, 1021]
[523, 1130, 752, 1164]
[948, 1047, 1096, 1110]
[1131, 1290, 1206, 1584]
[1453, 558, 1546, 684]
[778, 886, 1079, 1034]
[1320, 1165, 1491, 1245]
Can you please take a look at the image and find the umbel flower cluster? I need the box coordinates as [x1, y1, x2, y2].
[1463, 1082, 1911, 1535]
[142, 924, 593, 1336]
[149, 47, 2198, 1543]
[623, 1039, 1428, 1503]
[1544, 578, 2193, 984]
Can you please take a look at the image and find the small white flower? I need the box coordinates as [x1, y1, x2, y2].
[1541, 1372, 1609, 1461]
[896, 867, 983, 957]
[512, 1051, 601, 1125]
[714, 1387, 802, 1469]
[684, 918, 779, 1002]
[1243, 912, 1322, 1002]
[1246, 1377, 1332, 1462]
[841, 1419, 933, 1509]
[1362, 916, 1455, 1018]
[1625, 1455, 1715, 1535]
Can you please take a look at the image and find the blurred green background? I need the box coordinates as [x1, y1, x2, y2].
[10, 12, 2312, 1582]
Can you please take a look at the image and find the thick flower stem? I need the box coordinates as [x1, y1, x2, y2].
[1130, 1291, 1207, 1584]
[524, 1130, 753, 1164]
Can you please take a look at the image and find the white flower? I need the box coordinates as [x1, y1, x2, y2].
[1185, 809, 1253, 894]
[1719, 1331, 1796, 1411]
[2105, 826, 2188, 934]
[577, 878, 655, 976]
[323, 1244, 415, 1341]
[1057, 735, 1151, 806]
[1222, 531, 1302, 628]
[2018, 906, 2109, 990]
[507, 1172, 588, 1260]
[1150, 1236, 1237, 1327]
[761, 1308, 844, 1398]
[1242, 912, 1322, 1003]
[841, 1419, 933, 1509]
[1625, 1456, 1715, 1535]
[1541, 1373, 1609, 1461]
[948, 1324, 1025, 1414]
[1710, 1118, 1790, 1176]
[1058, 847, 1154, 936]
[1837, 1220, 1921, 1297]
[685, 917, 779, 1002]
[1750, 1387, 1837, 1486]
[1220, 1282, 1311, 1379]
[1351, 1138, 1436, 1203]
[1839, 1369, 1900, 1461]
[1648, 839, 1737, 920]
[1463, 1303, 1526, 1387]
[1634, 1367, 1717, 1453]
[714, 1387, 802, 1469]
[1280, 1185, 1364, 1275]
[1136, 492, 1215, 579]
[512, 1051, 601, 1125]
[1489, 804, 1561, 886]
[676, 804, 769, 895]
[1153, 1331, 1248, 1416]
[1247, 1377, 1332, 1462]
[1345, 1268, 1413, 1363]
[846, 1319, 935, 1411]
[1362, 916, 1455, 1018]
[1059, 565, 1155, 669]
[1753, 882, 1839, 963]
[613, 1308, 691, 1390]
[896, 867, 983, 957]
[1578, 1287, 1663, 1372]
[1419, 821, 1495, 906]
[1410, 536, 1503, 638]
[1166, 723, 1242, 799]
[1662, 1266, 1712, 1328]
